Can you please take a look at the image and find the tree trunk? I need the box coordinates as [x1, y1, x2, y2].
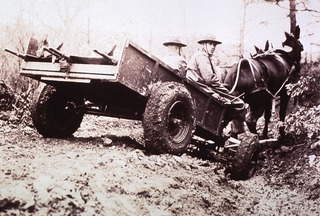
[239, 0, 249, 59]
[289, 0, 297, 33]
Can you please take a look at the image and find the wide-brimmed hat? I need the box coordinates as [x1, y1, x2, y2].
[198, 34, 222, 45]
[163, 37, 187, 47]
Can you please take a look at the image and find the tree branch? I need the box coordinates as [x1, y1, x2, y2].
[298, 2, 320, 14]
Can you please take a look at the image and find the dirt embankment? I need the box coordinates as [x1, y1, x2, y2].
[0, 115, 319, 216]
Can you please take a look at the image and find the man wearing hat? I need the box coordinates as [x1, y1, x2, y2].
[162, 37, 187, 76]
[186, 33, 229, 94]
[187, 34, 246, 137]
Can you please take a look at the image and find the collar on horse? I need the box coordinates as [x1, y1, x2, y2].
[229, 58, 267, 94]
[230, 51, 298, 98]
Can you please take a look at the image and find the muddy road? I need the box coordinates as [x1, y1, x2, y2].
[0, 115, 319, 215]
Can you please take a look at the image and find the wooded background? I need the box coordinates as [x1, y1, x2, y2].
[0, 0, 319, 93]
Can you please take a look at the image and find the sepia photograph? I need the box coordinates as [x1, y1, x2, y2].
[0, 0, 319, 215]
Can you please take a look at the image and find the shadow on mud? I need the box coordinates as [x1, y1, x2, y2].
[106, 134, 145, 150]
[67, 134, 145, 151]
[187, 146, 231, 164]
[68, 133, 235, 164]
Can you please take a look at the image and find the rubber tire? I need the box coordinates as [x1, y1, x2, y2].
[230, 133, 260, 180]
[143, 82, 196, 155]
[31, 84, 84, 138]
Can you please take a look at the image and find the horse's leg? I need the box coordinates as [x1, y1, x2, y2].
[246, 115, 257, 134]
[262, 97, 272, 139]
[246, 106, 262, 135]
[245, 94, 265, 136]
[279, 91, 290, 139]
[230, 119, 245, 138]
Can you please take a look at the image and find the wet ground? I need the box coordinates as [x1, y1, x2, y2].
[0, 115, 319, 215]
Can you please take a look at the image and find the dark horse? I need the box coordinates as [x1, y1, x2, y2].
[224, 25, 303, 139]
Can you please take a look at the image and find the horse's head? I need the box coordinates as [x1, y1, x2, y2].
[282, 25, 304, 83]
[282, 25, 304, 63]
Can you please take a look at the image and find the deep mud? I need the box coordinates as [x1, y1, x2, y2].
[0, 115, 319, 216]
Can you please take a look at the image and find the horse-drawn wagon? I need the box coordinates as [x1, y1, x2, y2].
[6, 37, 260, 180]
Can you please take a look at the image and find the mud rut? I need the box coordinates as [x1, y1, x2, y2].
[0, 115, 319, 216]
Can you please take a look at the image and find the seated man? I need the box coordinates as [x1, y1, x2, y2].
[186, 33, 229, 94]
[162, 37, 187, 77]
[187, 34, 246, 136]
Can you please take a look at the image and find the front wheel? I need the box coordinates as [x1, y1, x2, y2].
[143, 82, 196, 155]
[31, 84, 84, 138]
[230, 133, 260, 180]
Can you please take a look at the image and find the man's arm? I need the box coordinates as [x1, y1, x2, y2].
[197, 55, 229, 93]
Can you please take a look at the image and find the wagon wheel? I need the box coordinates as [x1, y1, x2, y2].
[31, 84, 84, 138]
[143, 82, 196, 155]
[230, 133, 260, 180]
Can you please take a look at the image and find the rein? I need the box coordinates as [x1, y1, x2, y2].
[265, 64, 295, 98]
[258, 52, 297, 98]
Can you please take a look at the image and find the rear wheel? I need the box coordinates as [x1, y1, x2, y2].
[230, 133, 260, 180]
[143, 82, 195, 155]
[31, 84, 84, 138]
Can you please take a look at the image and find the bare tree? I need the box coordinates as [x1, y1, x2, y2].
[239, 0, 251, 59]
[239, 0, 258, 59]
[267, 0, 320, 33]
[289, 0, 297, 33]
[239, 0, 300, 58]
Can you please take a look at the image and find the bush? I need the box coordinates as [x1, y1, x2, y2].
[0, 81, 34, 126]
[284, 105, 320, 142]
[284, 62, 320, 142]
[286, 62, 320, 107]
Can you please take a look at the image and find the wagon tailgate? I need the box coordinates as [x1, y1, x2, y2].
[20, 61, 118, 83]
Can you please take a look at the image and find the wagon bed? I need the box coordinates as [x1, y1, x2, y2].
[20, 38, 241, 139]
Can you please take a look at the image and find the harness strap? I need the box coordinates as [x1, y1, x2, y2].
[230, 59, 243, 93]
[256, 53, 296, 98]
[230, 59, 262, 94]
[265, 64, 296, 98]
[248, 59, 259, 89]
[232, 52, 298, 99]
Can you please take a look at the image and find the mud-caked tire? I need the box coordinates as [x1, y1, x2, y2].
[230, 133, 260, 180]
[143, 82, 196, 155]
[31, 84, 84, 138]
